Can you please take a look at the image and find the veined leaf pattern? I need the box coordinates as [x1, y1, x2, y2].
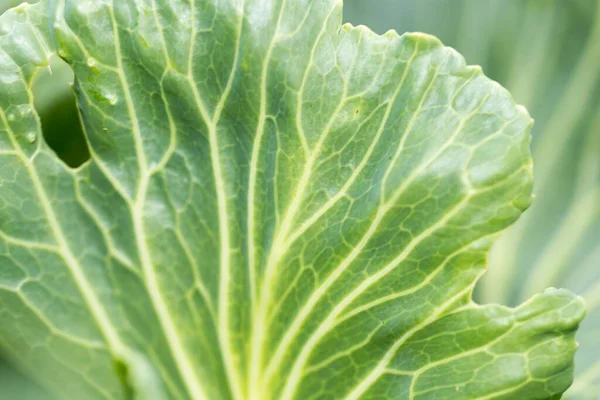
[0, 1, 586, 399]
[343, 1, 600, 398]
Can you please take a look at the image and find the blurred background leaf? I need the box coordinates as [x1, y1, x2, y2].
[345, 1, 600, 398]
[0, 0, 598, 398]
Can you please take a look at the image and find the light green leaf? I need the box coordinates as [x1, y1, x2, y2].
[345, 1, 600, 398]
[0, 1, 586, 399]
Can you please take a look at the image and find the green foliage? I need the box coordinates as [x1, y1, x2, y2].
[0, 0, 588, 399]
[346, 0, 600, 398]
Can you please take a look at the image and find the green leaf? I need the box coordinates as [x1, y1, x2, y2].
[0, 1, 586, 399]
[0, 354, 56, 400]
[481, 3, 600, 398]
[345, 0, 600, 398]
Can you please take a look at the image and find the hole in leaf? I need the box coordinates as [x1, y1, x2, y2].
[32, 56, 90, 168]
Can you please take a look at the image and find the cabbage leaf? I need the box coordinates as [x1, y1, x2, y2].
[0, 1, 586, 399]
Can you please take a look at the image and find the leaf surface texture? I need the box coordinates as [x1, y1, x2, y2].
[0, 1, 586, 399]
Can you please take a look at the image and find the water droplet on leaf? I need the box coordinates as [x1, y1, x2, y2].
[16, 105, 31, 117]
